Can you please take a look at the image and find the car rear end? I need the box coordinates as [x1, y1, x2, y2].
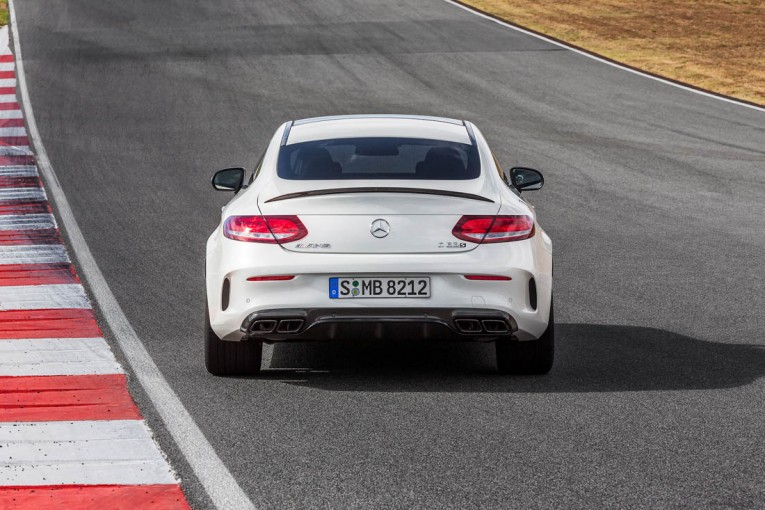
[206, 116, 552, 346]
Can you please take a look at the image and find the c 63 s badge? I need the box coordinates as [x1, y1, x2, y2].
[438, 241, 467, 248]
[295, 243, 332, 249]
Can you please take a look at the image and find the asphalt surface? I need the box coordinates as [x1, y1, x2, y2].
[14, 0, 765, 508]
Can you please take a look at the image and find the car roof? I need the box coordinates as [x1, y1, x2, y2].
[285, 115, 473, 145]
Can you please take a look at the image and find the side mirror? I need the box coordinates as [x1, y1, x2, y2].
[505, 167, 544, 192]
[212, 167, 245, 192]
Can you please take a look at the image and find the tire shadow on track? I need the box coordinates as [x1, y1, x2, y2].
[255, 324, 765, 393]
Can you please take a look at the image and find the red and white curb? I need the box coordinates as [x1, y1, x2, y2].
[0, 27, 191, 509]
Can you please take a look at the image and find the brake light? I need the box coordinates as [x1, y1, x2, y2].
[464, 275, 512, 281]
[247, 275, 295, 282]
[452, 215, 534, 243]
[223, 215, 307, 243]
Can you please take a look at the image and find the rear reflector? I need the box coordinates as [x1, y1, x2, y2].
[464, 275, 512, 281]
[247, 275, 295, 282]
[224, 215, 307, 243]
[452, 215, 534, 243]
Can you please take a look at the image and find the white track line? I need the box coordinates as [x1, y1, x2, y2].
[0, 283, 89, 310]
[0, 337, 123, 376]
[0, 213, 55, 230]
[0, 245, 69, 265]
[0, 420, 178, 485]
[8, 2, 255, 508]
[442, 0, 765, 113]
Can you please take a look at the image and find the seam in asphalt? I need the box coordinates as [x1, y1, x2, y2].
[443, 0, 765, 113]
[7, 0, 257, 508]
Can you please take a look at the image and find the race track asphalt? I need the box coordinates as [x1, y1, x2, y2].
[14, 0, 765, 507]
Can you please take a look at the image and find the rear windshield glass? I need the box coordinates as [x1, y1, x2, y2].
[278, 137, 480, 180]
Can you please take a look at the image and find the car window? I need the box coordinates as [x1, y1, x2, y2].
[277, 137, 480, 180]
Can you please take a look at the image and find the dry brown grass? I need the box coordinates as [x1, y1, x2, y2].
[460, 0, 765, 105]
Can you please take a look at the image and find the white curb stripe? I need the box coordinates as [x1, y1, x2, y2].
[0, 95, 18, 104]
[0, 338, 123, 376]
[0, 213, 55, 230]
[0, 187, 45, 201]
[0, 146, 30, 155]
[0, 126, 26, 135]
[0, 245, 69, 265]
[0, 283, 89, 310]
[0, 79, 17, 87]
[0, 420, 178, 485]
[0, 165, 37, 176]
[0, 63, 13, 71]
[0, 110, 22, 119]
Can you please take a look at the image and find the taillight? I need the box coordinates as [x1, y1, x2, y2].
[247, 275, 295, 282]
[223, 215, 307, 243]
[452, 215, 534, 243]
[464, 275, 512, 281]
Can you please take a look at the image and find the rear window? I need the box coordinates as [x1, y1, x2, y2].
[278, 137, 480, 180]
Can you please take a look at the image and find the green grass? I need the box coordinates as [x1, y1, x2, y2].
[0, 1, 7, 28]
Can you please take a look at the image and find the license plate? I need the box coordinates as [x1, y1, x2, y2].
[329, 277, 430, 299]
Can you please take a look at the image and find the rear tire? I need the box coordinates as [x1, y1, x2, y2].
[496, 301, 554, 375]
[205, 304, 262, 376]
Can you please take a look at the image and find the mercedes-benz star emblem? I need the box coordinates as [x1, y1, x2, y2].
[370, 219, 391, 238]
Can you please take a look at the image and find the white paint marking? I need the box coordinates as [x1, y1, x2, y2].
[0, 420, 177, 485]
[0, 109, 22, 119]
[0, 126, 26, 136]
[0, 187, 45, 201]
[0, 283, 90, 310]
[0, 213, 55, 231]
[0, 245, 69, 265]
[0, 165, 37, 176]
[0, 337, 123, 376]
[443, 0, 765, 113]
[8, 2, 255, 508]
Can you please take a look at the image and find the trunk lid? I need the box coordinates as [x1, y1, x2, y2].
[257, 187, 500, 254]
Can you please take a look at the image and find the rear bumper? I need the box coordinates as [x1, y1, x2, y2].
[240, 308, 518, 342]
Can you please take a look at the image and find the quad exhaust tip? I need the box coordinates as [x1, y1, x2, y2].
[276, 319, 304, 334]
[250, 318, 304, 335]
[454, 318, 511, 334]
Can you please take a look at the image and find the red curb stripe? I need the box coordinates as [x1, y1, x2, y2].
[0, 308, 101, 339]
[0, 263, 79, 286]
[0, 228, 62, 245]
[0, 55, 13, 63]
[0, 102, 20, 111]
[0, 155, 35, 166]
[0, 201, 50, 215]
[0, 71, 15, 79]
[0, 485, 191, 510]
[0, 374, 141, 422]
[0, 87, 15, 95]
[0, 136, 29, 146]
[0, 176, 40, 188]
[0, 118, 24, 127]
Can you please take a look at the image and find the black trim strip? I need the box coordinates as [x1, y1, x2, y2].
[264, 187, 494, 203]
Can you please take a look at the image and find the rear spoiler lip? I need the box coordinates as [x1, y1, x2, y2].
[263, 187, 495, 204]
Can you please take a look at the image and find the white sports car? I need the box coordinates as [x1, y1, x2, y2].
[206, 115, 553, 376]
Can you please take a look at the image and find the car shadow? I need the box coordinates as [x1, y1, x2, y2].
[258, 323, 765, 393]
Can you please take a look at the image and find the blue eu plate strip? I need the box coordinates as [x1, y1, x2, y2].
[329, 277, 339, 299]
